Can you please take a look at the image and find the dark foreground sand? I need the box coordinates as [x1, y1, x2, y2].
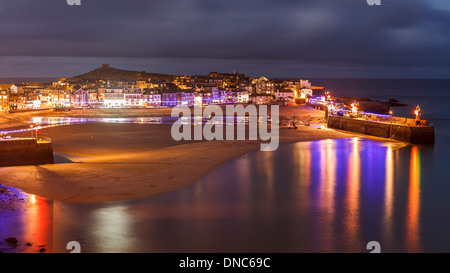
[0, 106, 359, 203]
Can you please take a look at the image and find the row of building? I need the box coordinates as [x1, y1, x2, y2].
[0, 68, 316, 110]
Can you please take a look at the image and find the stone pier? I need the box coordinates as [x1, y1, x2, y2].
[0, 138, 54, 167]
[327, 116, 435, 145]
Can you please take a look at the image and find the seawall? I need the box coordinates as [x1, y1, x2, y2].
[327, 116, 435, 145]
[0, 138, 54, 167]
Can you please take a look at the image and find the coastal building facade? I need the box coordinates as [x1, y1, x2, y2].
[162, 92, 179, 107]
[275, 89, 295, 103]
[0, 68, 314, 110]
[251, 94, 272, 105]
[0, 90, 8, 110]
[143, 89, 161, 107]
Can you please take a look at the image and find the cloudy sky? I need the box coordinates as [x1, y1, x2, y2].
[0, 0, 449, 78]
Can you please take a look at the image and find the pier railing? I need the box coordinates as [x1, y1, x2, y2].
[352, 113, 430, 127]
[307, 100, 431, 128]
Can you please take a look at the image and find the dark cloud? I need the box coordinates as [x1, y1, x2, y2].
[0, 0, 449, 77]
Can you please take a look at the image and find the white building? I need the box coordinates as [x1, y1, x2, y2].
[275, 89, 295, 101]
[299, 79, 311, 89]
[103, 87, 143, 108]
[104, 87, 124, 108]
[124, 88, 143, 107]
[300, 88, 313, 98]
[10, 84, 18, 94]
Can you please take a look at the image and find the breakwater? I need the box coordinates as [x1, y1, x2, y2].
[327, 116, 435, 145]
[0, 138, 54, 167]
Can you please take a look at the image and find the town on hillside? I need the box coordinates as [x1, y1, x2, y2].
[0, 64, 321, 111]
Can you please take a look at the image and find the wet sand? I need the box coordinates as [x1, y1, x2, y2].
[0, 106, 354, 203]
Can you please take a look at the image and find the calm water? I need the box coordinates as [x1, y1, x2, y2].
[48, 138, 441, 253]
[0, 138, 447, 253]
[312, 79, 450, 135]
[1, 79, 450, 253]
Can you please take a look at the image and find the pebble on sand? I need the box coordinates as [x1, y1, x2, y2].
[5, 237, 18, 246]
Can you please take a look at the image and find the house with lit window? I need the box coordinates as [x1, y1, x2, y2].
[275, 89, 295, 101]
[178, 91, 197, 106]
[254, 76, 275, 95]
[210, 88, 228, 104]
[48, 87, 72, 107]
[8, 93, 27, 111]
[143, 89, 161, 107]
[198, 91, 213, 105]
[250, 93, 272, 105]
[236, 90, 250, 103]
[0, 90, 8, 110]
[88, 88, 100, 106]
[299, 88, 313, 99]
[224, 90, 235, 103]
[123, 88, 143, 107]
[161, 91, 179, 107]
[72, 88, 89, 107]
[104, 87, 125, 108]
[72, 88, 100, 107]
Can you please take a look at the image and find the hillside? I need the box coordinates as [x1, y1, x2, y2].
[69, 64, 174, 81]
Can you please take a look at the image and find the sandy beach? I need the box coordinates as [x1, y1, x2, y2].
[0, 105, 357, 203]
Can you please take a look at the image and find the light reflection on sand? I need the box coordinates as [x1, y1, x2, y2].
[0, 116, 263, 136]
[0, 186, 52, 253]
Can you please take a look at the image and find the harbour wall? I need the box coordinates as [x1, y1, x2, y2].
[0, 138, 54, 167]
[307, 102, 328, 112]
[327, 116, 435, 145]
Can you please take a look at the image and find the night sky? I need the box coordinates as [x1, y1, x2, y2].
[1, 0, 450, 78]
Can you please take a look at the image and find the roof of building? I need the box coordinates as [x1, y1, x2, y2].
[278, 89, 294, 93]
[250, 93, 273, 97]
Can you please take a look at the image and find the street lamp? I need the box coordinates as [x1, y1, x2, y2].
[414, 105, 422, 125]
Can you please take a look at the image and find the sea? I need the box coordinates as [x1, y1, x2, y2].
[1, 78, 450, 253]
[0, 78, 56, 84]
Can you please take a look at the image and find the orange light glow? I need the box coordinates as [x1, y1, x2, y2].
[318, 140, 336, 250]
[383, 146, 394, 241]
[22, 194, 53, 253]
[407, 146, 421, 252]
[30, 194, 37, 204]
[345, 138, 360, 244]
